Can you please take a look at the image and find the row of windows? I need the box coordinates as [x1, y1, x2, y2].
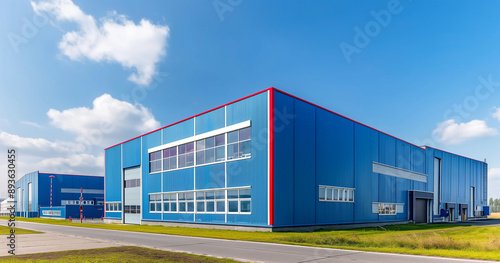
[149, 188, 251, 214]
[62, 200, 95, 205]
[319, 186, 354, 202]
[149, 127, 251, 173]
[106, 202, 122, 212]
[124, 205, 141, 214]
[124, 178, 141, 188]
[378, 203, 396, 215]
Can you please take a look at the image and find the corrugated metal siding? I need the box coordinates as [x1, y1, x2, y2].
[195, 107, 225, 135]
[162, 119, 194, 144]
[142, 131, 161, 221]
[123, 138, 141, 168]
[105, 146, 122, 203]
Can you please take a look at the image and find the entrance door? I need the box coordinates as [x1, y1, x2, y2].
[124, 166, 141, 224]
[415, 199, 428, 223]
[470, 187, 475, 217]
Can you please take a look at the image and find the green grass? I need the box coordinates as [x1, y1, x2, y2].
[0, 225, 40, 235]
[0, 246, 239, 262]
[2, 217, 500, 261]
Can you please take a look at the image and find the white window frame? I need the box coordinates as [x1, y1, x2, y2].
[372, 202, 404, 215]
[319, 185, 355, 203]
[105, 201, 122, 212]
[149, 194, 162, 213]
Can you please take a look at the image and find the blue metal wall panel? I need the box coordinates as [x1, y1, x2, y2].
[292, 99, 316, 225]
[273, 91, 294, 226]
[395, 142, 411, 220]
[142, 131, 161, 220]
[378, 134, 396, 205]
[195, 163, 225, 190]
[162, 213, 194, 222]
[354, 124, 379, 223]
[163, 119, 194, 144]
[163, 168, 195, 192]
[195, 214, 225, 224]
[105, 146, 122, 203]
[411, 146, 426, 191]
[123, 138, 141, 168]
[195, 107, 225, 135]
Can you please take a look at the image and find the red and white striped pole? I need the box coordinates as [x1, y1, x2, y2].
[49, 175, 55, 219]
[80, 187, 83, 223]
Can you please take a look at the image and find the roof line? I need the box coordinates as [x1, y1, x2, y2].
[271, 87, 424, 149]
[38, 172, 104, 177]
[423, 146, 486, 164]
[105, 88, 272, 150]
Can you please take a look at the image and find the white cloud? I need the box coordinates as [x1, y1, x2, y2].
[432, 119, 498, 145]
[47, 93, 160, 147]
[21, 121, 42, 128]
[493, 108, 500, 122]
[488, 168, 500, 199]
[31, 0, 169, 85]
[0, 131, 72, 156]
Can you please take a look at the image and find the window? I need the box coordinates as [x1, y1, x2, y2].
[124, 178, 140, 188]
[163, 147, 177, 171]
[124, 205, 140, 214]
[150, 151, 162, 173]
[62, 200, 94, 206]
[196, 134, 225, 165]
[378, 203, 396, 215]
[105, 202, 122, 212]
[163, 193, 177, 212]
[178, 142, 195, 168]
[227, 188, 251, 213]
[227, 127, 251, 160]
[149, 194, 162, 213]
[319, 186, 354, 202]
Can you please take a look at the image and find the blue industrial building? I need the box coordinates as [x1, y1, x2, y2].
[15, 171, 104, 219]
[104, 88, 488, 229]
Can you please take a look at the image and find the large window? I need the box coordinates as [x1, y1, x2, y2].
[151, 187, 250, 214]
[124, 178, 140, 188]
[124, 205, 140, 214]
[319, 185, 354, 202]
[196, 134, 225, 165]
[227, 127, 251, 160]
[105, 202, 122, 212]
[149, 126, 251, 174]
[378, 203, 396, 215]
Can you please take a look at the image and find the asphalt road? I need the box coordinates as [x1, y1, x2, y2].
[4, 220, 494, 263]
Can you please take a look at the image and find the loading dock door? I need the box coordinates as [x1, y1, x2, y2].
[124, 166, 141, 225]
[415, 199, 428, 224]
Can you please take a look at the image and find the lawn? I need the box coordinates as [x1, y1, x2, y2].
[2, 217, 500, 261]
[0, 225, 40, 235]
[0, 246, 239, 263]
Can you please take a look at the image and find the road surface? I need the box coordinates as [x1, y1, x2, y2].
[3, 220, 493, 263]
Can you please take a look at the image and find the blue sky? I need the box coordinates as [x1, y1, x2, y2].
[0, 0, 499, 199]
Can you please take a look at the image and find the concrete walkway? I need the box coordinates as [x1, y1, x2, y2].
[0, 232, 124, 256]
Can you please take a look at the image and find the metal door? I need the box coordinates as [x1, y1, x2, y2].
[415, 199, 428, 223]
[123, 166, 141, 224]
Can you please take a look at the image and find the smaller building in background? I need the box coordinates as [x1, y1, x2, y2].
[15, 171, 104, 219]
[0, 198, 14, 216]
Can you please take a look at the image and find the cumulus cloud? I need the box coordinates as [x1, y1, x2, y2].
[0, 131, 73, 156]
[47, 93, 160, 147]
[432, 119, 498, 145]
[493, 108, 500, 122]
[31, 0, 169, 85]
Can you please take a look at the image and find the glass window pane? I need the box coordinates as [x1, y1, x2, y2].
[106, 203, 109, 211]
[150, 203, 155, 211]
[170, 147, 177, 156]
[216, 190, 225, 199]
[197, 202, 205, 212]
[349, 190, 354, 201]
[206, 191, 214, 200]
[338, 190, 343, 201]
[186, 192, 194, 200]
[171, 202, 177, 212]
[239, 189, 251, 199]
[118, 203, 122, 211]
[228, 131, 238, 144]
[196, 192, 205, 200]
[178, 144, 186, 155]
[179, 202, 186, 212]
[196, 151, 205, 165]
[216, 146, 225, 162]
[319, 187, 325, 200]
[149, 152, 155, 161]
[239, 127, 251, 141]
[215, 134, 225, 146]
[178, 154, 186, 168]
[205, 137, 215, 149]
[164, 202, 169, 212]
[186, 142, 194, 153]
[170, 193, 177, 201]
[206, 149, 215, 163]
[227, 143, 238, 160]
[186, 153, 194, 166]
[163, 149, 170, 158]
[170, 157, 177, 169]
[207, 201, 215, 212]
[228, 190, 238, 199]
[327, 188, 333, 200]
[228, 201, 238, 212]
[240, 200, 251, 212]
[163, 194, 169, 201]
[156, 203, 162, 211]
[240, 141, 251, 157]
[187, 202, 194, 212]
[196, 140, 205, 151]
[216, 201, 225, 212]
[163, 158, 170, 170]
[333, 189, 339, 200]
[178, 193, 186, 201]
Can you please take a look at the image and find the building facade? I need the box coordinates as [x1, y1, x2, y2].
[104, 88, 488, 229]
[15, 171, 104, 219]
